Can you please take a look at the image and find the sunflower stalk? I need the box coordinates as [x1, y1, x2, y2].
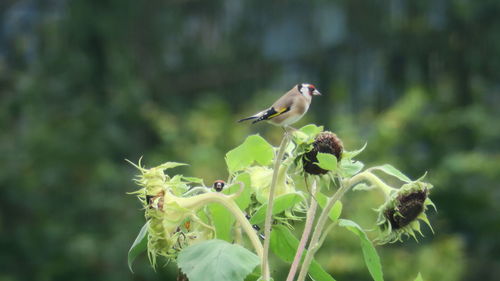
[349, 171, 394, 198]
[286, 179, 318, 281]
[296, 178, 351, 281]
[261, 132, 291, 281]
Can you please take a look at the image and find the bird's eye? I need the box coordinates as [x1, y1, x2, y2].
[308, 87, 314, 92]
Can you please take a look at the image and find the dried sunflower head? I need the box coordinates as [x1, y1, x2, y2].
[375, 181, 435, 244]
[128, 160, 214, 266]
[302, 131, 343, 175]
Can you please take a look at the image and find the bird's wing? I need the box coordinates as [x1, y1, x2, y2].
[267, 106, 291, 119]
[250, 106, 292, 124]
[266, 89, 298, 118]
[250, 95, 295, 124]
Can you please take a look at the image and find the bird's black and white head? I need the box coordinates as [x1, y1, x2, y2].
[298, 83, 321, 97]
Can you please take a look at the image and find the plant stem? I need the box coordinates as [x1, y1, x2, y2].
[182, 192, 263, 259]
[349, 171, 394, 197]
[296, 178, 351, 281]
[286, 180, 318, 281]
[318, 222, 337, 248]
[261, 133, 290, 281]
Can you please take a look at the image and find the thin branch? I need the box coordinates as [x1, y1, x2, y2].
[296, 178, 351, 281]
[286, 179, 318, 281]
[188, 191, 263, 258]
[261, 133, 290, 281]
[318, 222, 337, 249]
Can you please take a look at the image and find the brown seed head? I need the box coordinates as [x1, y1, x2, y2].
[303, 131, 344, 175]
[384, 189, 428, 229]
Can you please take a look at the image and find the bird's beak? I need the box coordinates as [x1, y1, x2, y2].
[313, 89, 321, 96]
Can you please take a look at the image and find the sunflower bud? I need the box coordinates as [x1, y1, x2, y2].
[129, 161, 215, 266]
[376, 181, 435, 244]
[303, 131, 343, 175]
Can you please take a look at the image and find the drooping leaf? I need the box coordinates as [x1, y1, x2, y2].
[316, 153, 338, 171]
[270, 225, 336, 281]
[338, 219, 384, 281]
[178, 239, 260, 281]
[225, 135, 274, 174]
[342, 143, 367, 159]
[209, 203, 235, 242]
[413, 272, 424, 281]
[316, 193, 342, 222]
[250, 193, 304, 224]
[371, 164, 412, 183]
[128, 222, 149, 273]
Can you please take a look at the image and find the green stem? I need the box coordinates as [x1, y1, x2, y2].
[318, 222, 337, 248]
[286, 179, 318, 281]
[296, 178, 350, 281]
[180, 192, 263, 259]
[349, 171, 394, 197]
[261, 133, 290, 281]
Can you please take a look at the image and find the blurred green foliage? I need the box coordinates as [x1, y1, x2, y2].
[1, 0, 499, 281]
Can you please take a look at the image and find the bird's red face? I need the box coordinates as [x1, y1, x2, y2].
[298, 83, 321, 97]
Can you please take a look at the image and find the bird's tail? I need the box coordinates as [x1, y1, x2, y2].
[238, 110, 267, 123]
[238, 116, 259, 123]
[251, 116, 267, 124]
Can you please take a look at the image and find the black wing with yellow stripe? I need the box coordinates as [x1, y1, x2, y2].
[252, 107, 290, 124]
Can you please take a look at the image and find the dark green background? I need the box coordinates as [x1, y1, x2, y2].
[1, 0, 499, 280]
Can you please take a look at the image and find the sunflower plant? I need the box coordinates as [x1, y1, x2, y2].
[127, 124, 436, 281]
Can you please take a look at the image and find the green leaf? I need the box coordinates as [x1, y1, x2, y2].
[270, 225, 336, 281]
[247, 135, 274, 166]
[338, 219, 384, 281]
[342, 143, 367, 159]
[182, 176, 204, 184]
[293, 124, 323, 144]
[178, 239, 260, 281]
[225, 135, 274, 174]
[250, 193, 304, 224]
[340, 160, 364, 177]
[300, 124, 323, 137]
[225, 173, 252, 210]
[371, 164, 412, 183]
[316, 153, 338, 171]
[209, 203, 235, 242]
[316, 193, 342, 222]
[157, 161, 188, 170]
[128, 222, 149, 273]
[413, 272, 424, 281]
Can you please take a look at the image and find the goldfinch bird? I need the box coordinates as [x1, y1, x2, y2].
[238, 83, 321, 126]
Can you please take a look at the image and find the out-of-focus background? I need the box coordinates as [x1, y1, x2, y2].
[1, 0, 499, 280]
